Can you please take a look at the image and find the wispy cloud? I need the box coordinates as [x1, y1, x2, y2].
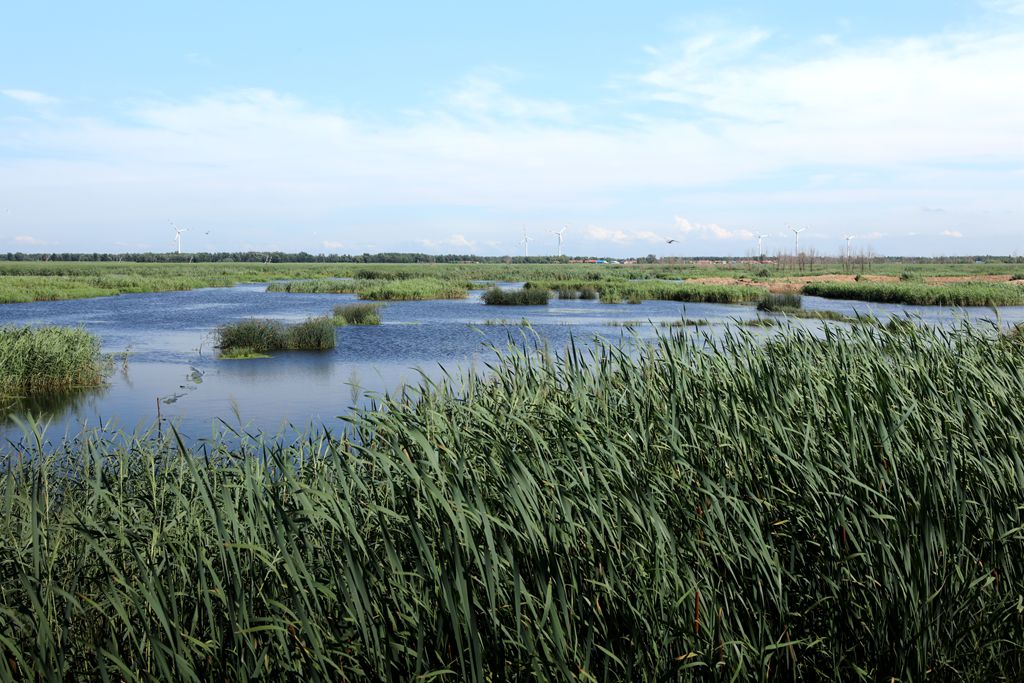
[585, 226, 665, 244]
[635, 26, 1024, 166]
[322, 240, 344, 250]
[12, 235, 46, 245]
[2, 89, 60, 105]
[448, 75, 573, 123]
[942, 230, 964, 238]
[675, 216, 754, 241]
[0, 12, 1021, 254]
[419, 233, 477, 250]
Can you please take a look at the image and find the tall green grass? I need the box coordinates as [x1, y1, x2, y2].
[332, 303, 382, 325]
[354, 277, 468, 301]
[757, 292, 802, 311]
[1, 323, 1022, 680]
[216, 317, 336, 354]
[0, 326, 108, 395]
[481, 287, 550, 305]
[269, 278, 469, 300]
[530, 280, 763, 304]
[803, 281, 1024, 306]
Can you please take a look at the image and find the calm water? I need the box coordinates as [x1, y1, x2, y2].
[2, 283, 1021, 445]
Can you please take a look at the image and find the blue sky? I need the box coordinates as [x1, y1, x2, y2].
[1, 1, 1022, 257]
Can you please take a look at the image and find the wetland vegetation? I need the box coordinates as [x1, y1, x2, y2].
[802, 280, 1024, 306]
[0, 326, 109, 398]
[332, 303, 382, 326]
[5, 257, 1024, 305]
[1, 324, 1022, 680]
[216, 317, 336, 357]
[481, 286, 550, 305]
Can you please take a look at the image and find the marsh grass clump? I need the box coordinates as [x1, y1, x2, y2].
[332, 303, 381, 326]
[355, 278, 469, 301]
[266, 279, 357, 294]
[354, 269, 417, 280]
[217, 317, 335, 355]
[286, 317, 336, 350]
[556, 285, 599, 300]
[481, 287, 549, 305]
[740, 316, 779, 326]
[757, 292, 802, 312]
[216, 318, 288, 353]
[0, 325, 108, 396]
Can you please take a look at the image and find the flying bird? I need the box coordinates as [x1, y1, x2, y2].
[666, 238, 679, 244]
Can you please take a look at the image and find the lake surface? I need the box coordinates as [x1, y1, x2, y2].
[2, 283, 1021, 446]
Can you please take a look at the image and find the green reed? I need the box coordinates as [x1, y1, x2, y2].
[803, 280, 1024, 306]
[332, 303, 382, 325]
[757, 292, 802, 311]
[216, 317, 336, 354]
[269, 278, 469, 300]
[1, 323, 1023, 680]
[481, 287, 550, 305]
[0, 326, 108, 396]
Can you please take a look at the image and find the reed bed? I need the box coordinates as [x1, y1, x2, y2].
[332, 303, 382, 326]
[757, 292, 802, 312]
[216, 317, 335, 355]
[5, 260, 1024, 304]
[530, 280, 762, 305]
[270, 278, 469, 300]
[266, 279, 359, 294]
[0, 326, 108, 395]
[803, 281, 1024, 306]
[354, 277, 469, 301]
[481, 287, 550, 305]
[1, 323, 1022, 680]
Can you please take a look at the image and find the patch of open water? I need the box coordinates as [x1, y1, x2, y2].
[1, 283, 1020, 445]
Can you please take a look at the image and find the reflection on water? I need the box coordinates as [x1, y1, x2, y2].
[2, 283, 1024, 446]
[2, 383, 110, 427]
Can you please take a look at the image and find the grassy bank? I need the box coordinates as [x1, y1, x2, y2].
[4, 260, 1024, 304]
[0, 326, 108, 397]
[527, 279, 763, 304]
[2, 324, 1023, 679]
[803, 280, 1024, 306]
[268, 277, 469, 300]
[216, 317, 335, 356]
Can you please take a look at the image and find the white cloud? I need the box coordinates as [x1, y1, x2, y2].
[322, 240, 344, 250]
[0, 14, 1021, 254]
[418, 233, 477, 250]
[585, 226, 665, 244]
[13, 235, 46, 245]
[448, 75, 573, 123]
[983, 0, 1024, 16]
[1, 89, 59, 105]
[675, 216, 754, 241]
[447, 233, 475, 249]
[942, 230, 964, 238]
[636, 27, 1024, 167]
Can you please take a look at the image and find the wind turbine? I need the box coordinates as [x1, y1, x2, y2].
[520, 229, 533, 257]
[756, 234, 770, 260]
[171, 222, 189, 254]
[843, 234, 855, 259]
[549, 225, 568, 257]
[789, 225, 806, 254]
